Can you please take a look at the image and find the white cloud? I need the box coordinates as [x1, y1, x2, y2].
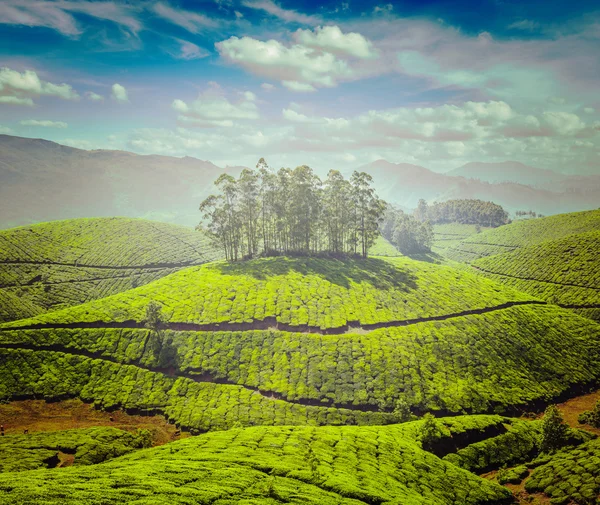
[261, 82, 275, 91]
[111, 83, 129, 102]
[0, 0, 142, 37]
[0, 67, 79, 106]
[153, 2, 217, 33]
[175, 39, 210, 60]
[294, 25, 377, 59]
[216, 35, 355, 90]
[86, 91, 104, 101]
[0, 125, 14, 134]
[241, 0, 320, 25]
[282, 80, 317, 92]
[0, 96, 34, 106]
[584, 107, 595, 114]
[172, 87, 259, 127]
[373, 4, 393, 15]
[542, 111, 586, 136]
[20, 119, 68, 128]
[507, 19, 540, 32]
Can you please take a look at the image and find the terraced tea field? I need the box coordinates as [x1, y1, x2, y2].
[0, 218, 221, 322]
[472, 231, 600, 320]
[0, 416, 523, 505]
[1, 215, 598, 504]
[1, 256, 540, 331]
[441, 209, 600, 263]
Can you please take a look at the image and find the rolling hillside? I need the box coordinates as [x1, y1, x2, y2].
[0, 416, 529, 505]
[472, 231, 600, 321]
[0, 217, 222, 322]
[0, 255, 539, 329]
[440, 209, 600, 263]
[2, 250, 599, 430]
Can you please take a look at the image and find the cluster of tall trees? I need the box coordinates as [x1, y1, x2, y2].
[415, 199, 509, 227]
[381, 207, 434, 254]
[199, 159, 386, 261]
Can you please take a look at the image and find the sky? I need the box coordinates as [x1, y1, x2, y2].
[1, 0, 599, 174]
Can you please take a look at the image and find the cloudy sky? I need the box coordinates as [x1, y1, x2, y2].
[1, 0, 599, 173]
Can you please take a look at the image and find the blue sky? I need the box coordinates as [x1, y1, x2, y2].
[1, 0, 599, 173]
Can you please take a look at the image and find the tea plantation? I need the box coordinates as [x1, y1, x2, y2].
[0, 217, 221, 321]
[472, 231, 600, 320]
[1, 214, 599, 504]
[0, 426, 151, 472]
[1, 256, 538, 330]
[0, 417, 521, 505]
[1, 304, 599, 419]
[441, 209, 600, 263]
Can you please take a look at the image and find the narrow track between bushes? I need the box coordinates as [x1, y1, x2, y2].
[0, 300, 548, 335]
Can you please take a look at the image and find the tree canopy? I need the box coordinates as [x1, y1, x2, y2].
[381, 207, 434, 254]
[418, 199, 509, 227]
[199, 159, 386, 261]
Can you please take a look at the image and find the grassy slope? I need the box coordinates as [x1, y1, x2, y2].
[0, 217, 221, 321]
[368, 235, 402, 257]
[1, 256, 538, 330]
[0, 427, 149, 472]
[472, 231, 600, 320]
[0, 417, 515, 505]
[441, 209, 600, 263]
[431, 223, 491, 255]
[2, 305, 599, 423]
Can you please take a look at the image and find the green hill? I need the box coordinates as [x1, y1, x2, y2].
[1, 304, 599, 430]
[441, 209, 600, 263]
[1, 256, 538, 330]
[472, 231, 600, 321]
[0, 217, 221, 322]
[431, 223, 491, 255]
[0, 416, 521, 505]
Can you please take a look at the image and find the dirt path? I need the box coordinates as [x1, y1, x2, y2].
[0, 398, 187, 445]
[0, 300, 548, 336]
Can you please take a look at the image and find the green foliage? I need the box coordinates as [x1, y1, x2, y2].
[2, 256, 537, 330]
[497, 464, 529, 484]
[440, 209, 600, 263]
[419, 413, 445, 450]
[381, 207, 434, 254]
[443, 419, 542, 472]
[540, 405, 570, 454]
[2, 304, 599, 416]
[578, 401, 600, 428]
[200, 163, 386, 260]
[0, 217, 222, 322]
[0, 348, 393, 432]
[0, 427, 148, 473]
[525, 438, 600, 504]
[472, 231, 600, 320]
[0, 421, 513, 505]
[425, 199, 509, 227]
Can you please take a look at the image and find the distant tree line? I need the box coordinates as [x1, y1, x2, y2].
[415, 199, 509, 227]
[515, 210, 544, 219]
[199, 159, 386, 261]
[380, 207, 434, 254]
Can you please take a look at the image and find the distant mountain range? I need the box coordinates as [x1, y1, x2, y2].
[1, 134, 598, 229]
[0, 134, 240, 229]
[359, 159, 600, 215]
